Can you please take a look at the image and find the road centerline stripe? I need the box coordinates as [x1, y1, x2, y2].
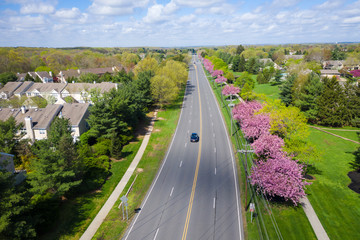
[182, 63, 202, 240]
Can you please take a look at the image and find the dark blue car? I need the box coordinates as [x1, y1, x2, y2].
[190, 133, 199, 142]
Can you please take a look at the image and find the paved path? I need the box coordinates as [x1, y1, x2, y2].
[310, 126, 359, 144]
[300, 197, 330, 240]
[80, 110, 158, 240]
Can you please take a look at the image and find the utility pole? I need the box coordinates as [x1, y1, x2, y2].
[238, 148, 254, 208]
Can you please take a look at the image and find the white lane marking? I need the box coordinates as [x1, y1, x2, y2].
[214, 148, 216, 153]
[213, 197, 216, 209]
[189, 119, 191, 124]
[185, 142, 187, 148]
[215, 168, 217, 175]
[213, 133, 215, 138]
[187, 130, 189, 134]
[153, 228, 159, 240]
[179, 161, 183, 168]
[210, 114, 212, 118]
[170, 187, 174, 197]
[211, 122, 214, 126]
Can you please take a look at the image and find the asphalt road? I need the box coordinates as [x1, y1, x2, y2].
[123, 55, 243, 240]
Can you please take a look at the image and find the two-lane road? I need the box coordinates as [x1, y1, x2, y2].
[123, 55, 243, 240]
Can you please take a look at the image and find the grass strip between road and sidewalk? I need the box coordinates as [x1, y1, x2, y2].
[92, 88, 185, 239]
[204, 69, 316, 240]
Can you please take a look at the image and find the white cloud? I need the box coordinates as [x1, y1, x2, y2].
[174, 0, 224, 8]
[195, 3, 235, 15]
[20, 2, 55, 14]
[143, 2, 178, 23]
[54, 8, 81, 19]
[271, 0, 300, 7]
[88, 0, 149, 15]
[343, 16, 360, 23]
[178, 14, 196, 23]
[315, 0, 343, 10]
[9, 15, 47, 31]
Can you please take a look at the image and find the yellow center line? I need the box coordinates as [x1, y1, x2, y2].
[182, 63, 202, 240]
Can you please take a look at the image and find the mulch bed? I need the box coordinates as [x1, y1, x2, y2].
[348, 171, 360, 194]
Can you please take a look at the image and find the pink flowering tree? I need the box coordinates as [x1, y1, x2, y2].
[250, 155, 310, 205]
[211, 69, 224, 78]
[350, 69, 360, 78]
[251, 133, 284, 159]
[232, 101, 263, 124]
[215, 75, 227, 84]
[241, 114, 270, 140]
[222, 85, 240, 96]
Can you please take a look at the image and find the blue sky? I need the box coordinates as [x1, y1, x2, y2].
[0, 0, 359, 47]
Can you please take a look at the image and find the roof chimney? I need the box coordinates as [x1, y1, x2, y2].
[21, 106, 26, 114]
[24, 116, 35, 142]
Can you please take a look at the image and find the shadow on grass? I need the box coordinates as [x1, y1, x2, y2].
[305, 164, 323, 176]
[41, 191, 103, 240]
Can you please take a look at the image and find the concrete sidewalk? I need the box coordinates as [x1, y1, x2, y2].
[80, 110, 158, 240]
[300, 197, 330, 240]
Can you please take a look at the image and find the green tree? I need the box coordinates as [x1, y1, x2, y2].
[0, 117, 23, 154]
[234, 71, 255, 89]
[245, 57, 260, 74]
[79, 73, 99, 83]
[279, 74, 296, 106]
[151, 74, 178, 105]
[294, 72, 323, 123]
[231, 55, 240, 72]
[0, 72, 17, 86]
[344, 82, 360, 127]
[236, 44, 245, 55]
[317, 77, 348, 127]
[29, 118, 81, 198]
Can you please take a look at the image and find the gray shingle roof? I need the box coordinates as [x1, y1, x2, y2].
[61, 103, 90, 126]
[15, 104, 62, 129]
[27, 83, 67, 94]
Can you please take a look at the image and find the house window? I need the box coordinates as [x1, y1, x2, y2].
[39, 130, 46, 134]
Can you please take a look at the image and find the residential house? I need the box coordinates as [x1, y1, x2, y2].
[14, 105, 62, 142]
[13, 81, 34, 98]
[259, 58, 282, 70]
[284, 55, 304, 61]
[0, 82, 23, 99]
[57, 67, 120, 83]
[0, 108, 20, 122]
[26, 83, 67, 104]
[0, 104, 90, 142]
[322, 60, 344, 70]
[320, 69, 341, 78]
[36, 71, 53, 83]
[57, 69, 81, 83]
[16, 73, 27, 81]
[61, 82, 117, 103]
[60, 103, 90, 141]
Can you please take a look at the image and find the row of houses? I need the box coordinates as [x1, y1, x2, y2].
[16, 66, 126, 84]
[0, 81, 118, 103]
[0, 103, 90, 142]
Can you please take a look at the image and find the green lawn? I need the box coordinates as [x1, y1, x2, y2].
[93, 89, 185, 239]
[306, 128, 360, 240]
[310, 125, 360, 142]
[253, 83, 281, 100]
[207, 68, 315, 240]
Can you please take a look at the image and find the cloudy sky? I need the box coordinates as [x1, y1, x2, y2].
[0, 0, 359, 47]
